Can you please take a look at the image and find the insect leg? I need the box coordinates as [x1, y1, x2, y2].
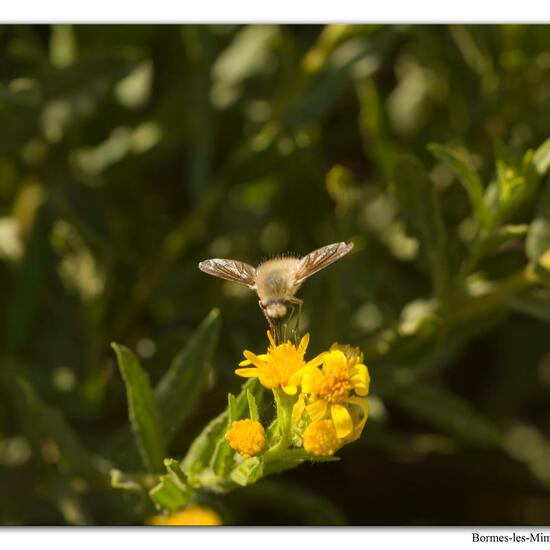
[284, 303, 296, 343]
[259, 300, 277, 339]
[288, 297, 303, 341]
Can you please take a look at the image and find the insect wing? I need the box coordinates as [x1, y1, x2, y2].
[198, 259, 257, 288]
[292, 242, 353, 285]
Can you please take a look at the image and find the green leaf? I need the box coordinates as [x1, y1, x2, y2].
[2, 210, 48, 356]
[393, 155, 449, 299]
[163, 458, 188, 486]
[356, 78, 395, 181]
[494, 149, 539, 224]
[263, 449, 339, 478]
[110, 469, 144, 494]
[247, 390, 259, 422]
[112, 343, 165, 473]
[149, 460, 193, 512]
[154, 308, 221, 444]
[383, 382, 501, 447]
[230, 457, 264, 486]
[182, 379, 262, 480]
[149, 475, 191, 513]
[533, 137, 550, 176]
[209, 438, 234, 477]
[228, 393, 239, 422]
[478, 224, 529, 256]
[526, 180, 550, 263]
[285, 29, 389, 130]
[428, 143, 492, 228]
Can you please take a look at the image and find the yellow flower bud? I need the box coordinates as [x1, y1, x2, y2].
[225, 419, 265, 458]
[147, 505, 222, 526]
[303, 419, 339, 456]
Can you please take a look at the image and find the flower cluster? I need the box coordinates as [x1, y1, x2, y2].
[227, 331, 370, 458]
[225, 418, 265, 458]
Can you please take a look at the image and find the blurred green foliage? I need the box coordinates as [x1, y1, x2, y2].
[1, 24, 550, 525]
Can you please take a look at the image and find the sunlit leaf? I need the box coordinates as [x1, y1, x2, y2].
[112, 343, 165, 473]
[154, 308, 221, 444]
[182, 379, 262, 481]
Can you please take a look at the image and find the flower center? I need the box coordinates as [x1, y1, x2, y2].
[319, 361, 351, 404]
[267, 345, 304, 386]
[225, 419, 266, 458]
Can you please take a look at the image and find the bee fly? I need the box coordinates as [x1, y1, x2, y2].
[198, 241, 353, 341]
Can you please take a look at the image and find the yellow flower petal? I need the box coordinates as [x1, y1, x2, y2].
[306, 399, 328, 422]
[242, 351, 266, 369]
[350, 364, 370, 392]
[258, 373, 277, 389]
[330, 404, 353, 438]
[345, 396, 369, 419]
[343, 397, 369, 442]
[301, 366, 323, 394]
[298, 333, 310, 354]
[234, 367, 260, 378]
[305, 352, 325, 369]
[283, 384, 298, 395]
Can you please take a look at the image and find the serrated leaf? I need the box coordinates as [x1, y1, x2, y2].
[230, 457, 264, 486]
[428, 143, 492, 228]
[112, 343, 165, 473]
[247, 390, 259, 422]
[163, 458, 188, 486]
[210, 438, 234, 477]
[393, 155, 449, 299]
[149, 475, 191, 513]
[155, 308, 221, 444]
[110, 469, 143, 494]
[182, 379, 262, 479]
[383, 382, 501, 447]
[263, 449, 339, 478]
[228, 393, 239, 423]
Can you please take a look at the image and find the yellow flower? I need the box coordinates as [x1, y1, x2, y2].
[330, 342, 364, 367]
[303, 420, 339, 456]
[225, 419, 265, 458]
[147, 506, 222, 526]
[296, 349, 369, 439]
[340, 400, 369, 444]
[236, 331, 323, 394]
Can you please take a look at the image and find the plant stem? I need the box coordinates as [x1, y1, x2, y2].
[264, 388, 294, 459]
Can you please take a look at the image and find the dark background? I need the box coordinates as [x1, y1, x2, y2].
[1, 24, 550, 525]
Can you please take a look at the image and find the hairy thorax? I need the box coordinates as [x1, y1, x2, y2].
[255, 257, 301, 305]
